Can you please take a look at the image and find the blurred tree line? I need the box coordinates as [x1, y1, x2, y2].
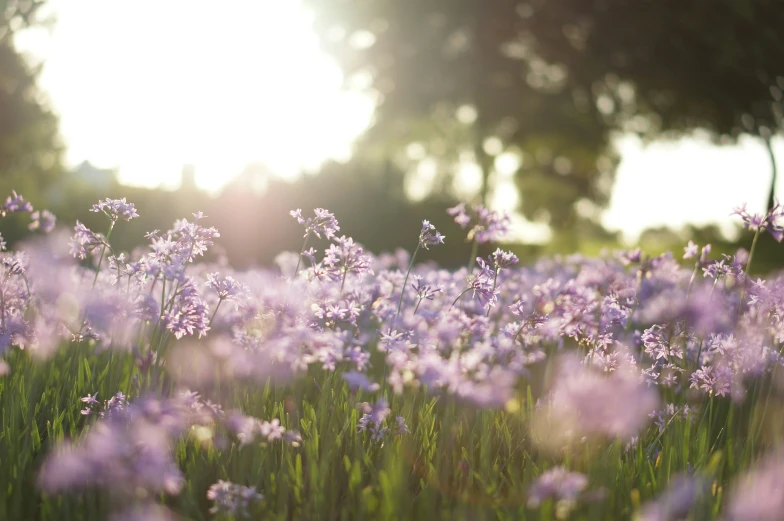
[2, 0, 784, 273]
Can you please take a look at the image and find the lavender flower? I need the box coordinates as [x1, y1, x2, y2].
[90, 198, 139, 222]
[69, 221, 105, 260]
[29, 209, 56, 233]
[323, 236, 373, 286]
[683, 240, 699, 260]
[527, 467, 588, 507]
[470, 258, 500, 309]
[394, 416, 410, 435]
[533, 356, 660, 450]
[343, 371, 380, 392]
[419, 220, 445, 250]
[638, 474, 704, 521]
[290, 208, 340, 240]
[1, 190, 32, 216]
[490, 248, 519, 269]
[411, 275, 443, 301]
[448, 202, 510, 243]
[725, 453, 784, 521]
[732, 200, 784, 242]
[207, 480, 264, 517]
[205, 272, 249, 304]
[39, 397, 193, 498]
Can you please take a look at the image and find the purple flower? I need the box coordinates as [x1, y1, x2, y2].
[490, 248, 519, 269]
[533, 355, 660, 449]
[394, 416, 410, 435]
[323, 236, 374, 283]
[207, 480, 264, 517]
[343, 371, 380, 392]
[527, 467, 588, 507]
[449, 203, 510, 243]
[290, 208, 340, 240]
[732, 200, 784, 242]
[163, 277, 211, 339]
[29, 209, 56, 233]
[470, 259, 500, 308]
[224, 411, 300, 446]
[726, 452, 784, 521]
[447, 202, 471, 228]
[1, 190, 32, 216]
[683, 240, 699, 260]
[410, 275, 443, 301]
[638, 474, 704, 521]
[90, 198, 139, 222]
[69, 221, 105, 260]
[473, 205, 511, 243]
[39, 397, 193, 498]
[419, 220, 445, 249]
[205, 272, 249, 305]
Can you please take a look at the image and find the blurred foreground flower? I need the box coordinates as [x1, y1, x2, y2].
[532, 355, 659, 452]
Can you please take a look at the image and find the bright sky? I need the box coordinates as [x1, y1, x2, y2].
[13, 0, 779, 242]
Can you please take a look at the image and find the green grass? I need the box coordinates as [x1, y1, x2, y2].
[0, 340, 775, 521]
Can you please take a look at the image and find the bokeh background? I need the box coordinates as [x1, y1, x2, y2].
[2, 0, 784, 271]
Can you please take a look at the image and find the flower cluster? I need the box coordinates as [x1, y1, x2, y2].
[207, 480, 264, 517]
[418, 220, 445, 249]
[4, 194, 784, 519]
[1, 191, 32, 217]
[732, 200, 784, 241]
[290, 208, 340, 240]
[448, 202, 511, 243]
[91, 198, 140, 222]
[526, 467, 588, 507]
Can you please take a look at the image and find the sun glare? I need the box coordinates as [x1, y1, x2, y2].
[16, 0, 374, 192]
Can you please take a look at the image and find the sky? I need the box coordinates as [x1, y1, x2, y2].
[13, 0, 781, 242]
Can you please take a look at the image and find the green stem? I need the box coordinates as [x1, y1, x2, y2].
[449, 288, 473, 312]
[738, 228, 761, 315]
[686, 261, 700, 301]
[396, 242, 421, 320]
[466, 239, 479, 276]
[293, 233, 310, 279]
[413, 297, 423, 316]
[485, 268, 499, 317]
[340, 266, 348, 295]
[92, 220, 116, 287]
[208, 299, 223, 329]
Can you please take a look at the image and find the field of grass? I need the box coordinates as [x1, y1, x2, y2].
[1, 197, 783, 520]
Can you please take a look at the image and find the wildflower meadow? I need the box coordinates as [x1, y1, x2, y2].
[3, 192, 784, 520]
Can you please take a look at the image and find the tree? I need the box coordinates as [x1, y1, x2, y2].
[524, 0, 784, 212]
[306, 0, 784, 233]
[0, 0, 62, 205]
[304, 0, 615, 232]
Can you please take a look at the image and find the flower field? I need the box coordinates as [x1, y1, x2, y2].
[2, 193, 784, 520]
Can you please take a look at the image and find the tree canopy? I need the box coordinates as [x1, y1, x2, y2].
[305, 0, 784, 231]
[0, 0, 62, 203]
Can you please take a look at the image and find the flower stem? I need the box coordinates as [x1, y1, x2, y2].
[396, 243, 421, 319]
[466, 239, 478, 276]
[208, 299, 223, 329]
[738, 228, 761, 315]
[293, 233, 309, 279]
[449, 288, 472, 311]
[485, 268, 499, 317]
[92, 220, 116, 287]
[413, 297, 423, 315]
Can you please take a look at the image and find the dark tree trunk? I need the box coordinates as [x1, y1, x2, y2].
[765, 136, 777, 212]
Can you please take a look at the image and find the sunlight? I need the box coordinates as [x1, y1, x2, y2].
[16, 0, 374, 192]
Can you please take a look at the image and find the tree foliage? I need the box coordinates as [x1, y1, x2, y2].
[305, 0, 784, 229]
[305, 0, 615, 230]
[0, 0, 62, 201]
